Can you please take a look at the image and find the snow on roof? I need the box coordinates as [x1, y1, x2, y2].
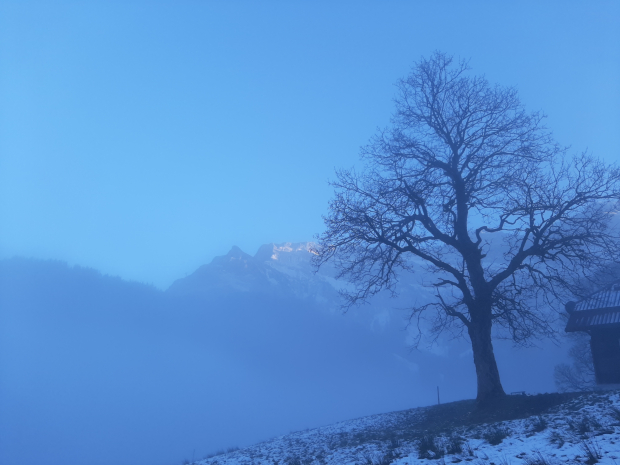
[566, 287, 620, 332]
[575, 288, 620, 312]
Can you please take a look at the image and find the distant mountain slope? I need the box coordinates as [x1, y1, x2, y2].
[0, 256, 162, 311]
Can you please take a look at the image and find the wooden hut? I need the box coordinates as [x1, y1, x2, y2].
[565, 285, 620, 384]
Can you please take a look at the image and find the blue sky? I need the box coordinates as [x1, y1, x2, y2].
[1, 1, 619, 288]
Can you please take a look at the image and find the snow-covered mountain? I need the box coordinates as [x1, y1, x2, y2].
[168, 242, 344, 304]
[165, 241, 571, 376]
[167, 242, 432, 331]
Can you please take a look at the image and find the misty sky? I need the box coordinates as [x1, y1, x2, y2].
[1, 1, 619, 287]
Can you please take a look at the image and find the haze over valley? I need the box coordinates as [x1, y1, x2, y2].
[1, 243, 568, 465]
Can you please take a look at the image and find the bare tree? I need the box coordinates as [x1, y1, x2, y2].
[314, 52, 620, 405]
[554, 332, 596, 392]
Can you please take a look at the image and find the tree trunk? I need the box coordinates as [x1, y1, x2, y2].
[468, 315, 506, 406]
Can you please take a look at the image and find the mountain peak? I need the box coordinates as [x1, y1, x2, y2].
[225, 245, 253, 261]
[167, 241, 329, 298]
[254, 242, 316, 263]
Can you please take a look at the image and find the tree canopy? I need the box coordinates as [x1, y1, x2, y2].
[315, 52, 620, 404]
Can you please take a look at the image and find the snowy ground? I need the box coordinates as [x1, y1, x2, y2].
[191, 391, 620, 465]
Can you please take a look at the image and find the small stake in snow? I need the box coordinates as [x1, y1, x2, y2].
[437, 386, 440, 405]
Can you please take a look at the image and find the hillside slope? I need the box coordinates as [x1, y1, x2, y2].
[194, 391, 620, 465]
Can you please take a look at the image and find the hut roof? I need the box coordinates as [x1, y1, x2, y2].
[574, 289, 620, 312]
[566, 287, 620, 332]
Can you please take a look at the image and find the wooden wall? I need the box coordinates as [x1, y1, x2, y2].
[591, 329, 620, 384]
